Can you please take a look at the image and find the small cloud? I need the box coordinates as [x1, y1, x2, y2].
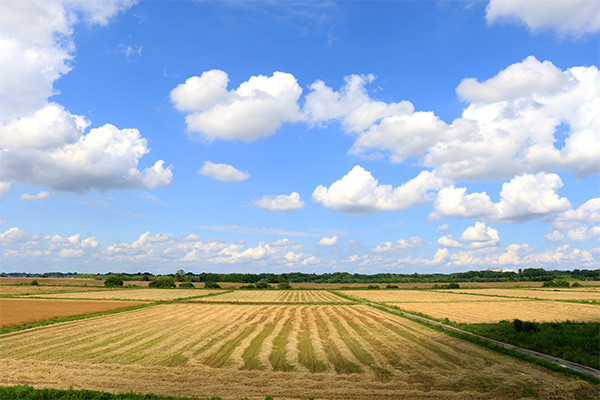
[198, 161, 250, 182]
[119, 44, 143, 58]
[20, 191, 50, 201]
[436, 224, 449, 235]
[253, 192, 305, 211]
[318, 235, 338, 246]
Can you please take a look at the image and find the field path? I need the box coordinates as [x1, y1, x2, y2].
[370, 303, 600, 379]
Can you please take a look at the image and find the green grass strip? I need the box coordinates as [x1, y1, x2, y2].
[204, 327, 255, 368]
[0, 303, 156, 335]
[327, 290, 364, 302]
[242, 322, 276, 370]
[269, 320, 294, 371]
[0, 384, 272, 400]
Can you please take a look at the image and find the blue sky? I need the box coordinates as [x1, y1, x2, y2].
[1, 0, 599, 275]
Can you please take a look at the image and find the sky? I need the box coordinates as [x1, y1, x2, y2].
[0, 0, 599, 275]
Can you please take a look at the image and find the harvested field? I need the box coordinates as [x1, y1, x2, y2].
[339, 290, 528, 303]
[195, 290, 349, 303]
[392, 300, 600, 323]
[0, 298, 145, 327]
[0, 285, 114, 296]
[0, 303, 597, 399]
[0, 277, 104, 286]
[444, 288, 600, 302]
[30, 289, 224, 301]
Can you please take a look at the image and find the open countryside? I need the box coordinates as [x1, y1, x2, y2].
[1, 275, 599, 399]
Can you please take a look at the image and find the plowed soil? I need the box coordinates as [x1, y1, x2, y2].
[0, 298, 145, 327]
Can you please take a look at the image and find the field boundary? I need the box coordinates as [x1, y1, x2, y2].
[368, 302, 600, 380]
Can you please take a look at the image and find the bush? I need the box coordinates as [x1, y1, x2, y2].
[571, 282, 583, 287]
[255, 282, 270, 289]
[542, 279, 571, 288]
[30, 280, 38, 286]
[104, 275, 123, 287]
[240, 283, 256, 289]
[178, 282, 195, 288]
[278, 281, 292, 290]
[204, 281, 221, 289]
[386, 284, 399, 289]
[148, 276, 176, 288]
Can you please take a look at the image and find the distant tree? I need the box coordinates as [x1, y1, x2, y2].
[266, 274, 279, 283]
[174, 269, 186, 282]
[255, 282, 270, 289]
[30, 280, 39, 286]
[104, 275, 123, 287]
[149, 276, 176, 288]
[278, 281, 291, 290]
[178, 282, 195, 288]
[204, 281, 221, 289]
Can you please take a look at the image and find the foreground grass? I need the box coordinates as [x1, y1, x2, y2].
[455, 320, 600, 370]
[0, 385, 259, 400]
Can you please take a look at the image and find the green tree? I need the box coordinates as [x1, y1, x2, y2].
[149, 276, 176, 288]
[104, 275, 123, 287]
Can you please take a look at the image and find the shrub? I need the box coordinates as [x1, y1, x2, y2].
[513, 319, 523, 332]
[30, 280, 38, 286]
[278, 281, 291, 290]
[542, 279, 571, 288]
[204, 281, 221, 289]
[386, 284, 399, 289]
[240, 283, 256, 289]
[571, 282, 583, 287]
[178, 282, 195, 288]
[367, 285, 379, 289]
[148, 276, 176, 288]
[104, 275, 123, 287]
[446, 282, 460, 289]
[255, 282, 270, 289]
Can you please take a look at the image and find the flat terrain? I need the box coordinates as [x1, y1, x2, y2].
[0, 298, 145, 327]
[0, 302, 597, 399]
[390, 300, 600, 323]
[195, 290, 350, 303]
[339, 290, 528, 303]
[444, 288, 600, 302]
[0, 285, 115, 296]
[30, 289, 224, 301]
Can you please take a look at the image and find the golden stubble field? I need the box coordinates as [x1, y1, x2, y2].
[443, 288, 600, 301]
[1, 303, 598, 399]
[194, 290, 351, 303]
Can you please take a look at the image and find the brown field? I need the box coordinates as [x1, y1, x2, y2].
[29, 289, 224, 301]
[339, 290, 529, 303]
[0, 277, 104, 286]
[0, 303, 597, 399]
[0, 298, 145, 327]
[391, 300, 600, 323]
[195, 290, 350, 303]
[444, 288, 600, 301]
[0, 285, 114, 295]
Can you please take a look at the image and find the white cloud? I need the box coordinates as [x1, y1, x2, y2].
[436, 224, 449, 235]
[318, 235, 338, 246]
[171, 70, 303, 142]
[427, 58, 600, 181]
[198, 161, 250, 183]
[0, 0, 171, 194]
[371, 237, 423, 253]
[253, 192, 305, 211]
[313, 165, 447, 214]
[20, 191, 50, 201]
[431, 173, 571, 222]
[438, 222, 500, 249]
[486, 0, 600, 36]
[544, 230, 564, 243]
[1, 124, 173, 192]
[119, 44, 142, 57]
[0, 182, 12, 200]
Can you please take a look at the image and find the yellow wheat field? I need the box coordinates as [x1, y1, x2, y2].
[391, 300, 600, 323]
[29, 289, 224, 301]
[0, 303, 597, 399]
[444, 288, 600, 301]
[195, 290, 350, 303]
[339, 290, 529, 303]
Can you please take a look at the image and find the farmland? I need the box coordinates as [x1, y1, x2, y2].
[1, 302, 598, 399]
[0, 298, 145, 327]
[339, 290, 529, 303]
[443, 288, 600, 302]
[30, 289, 225, 301]
[0, 285, 115, 296]
[194, 290, 350, 303]
[386, 300, 600, 323]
